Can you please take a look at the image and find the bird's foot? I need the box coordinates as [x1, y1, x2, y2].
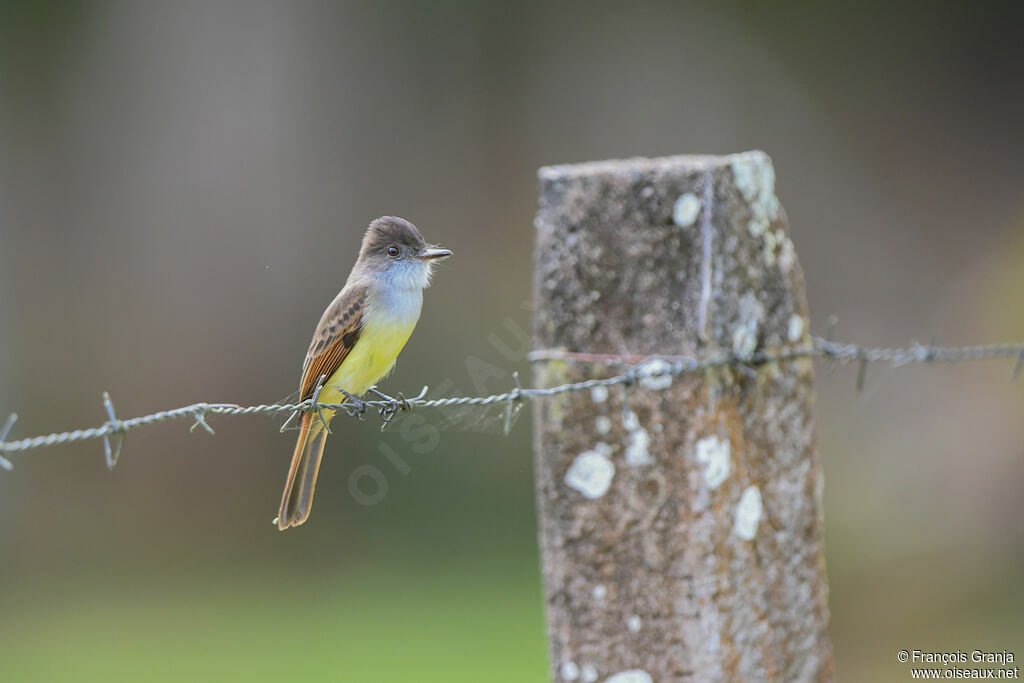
[338, 389, 368, 420]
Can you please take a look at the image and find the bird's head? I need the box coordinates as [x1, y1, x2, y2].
[358, 216, 452, 290]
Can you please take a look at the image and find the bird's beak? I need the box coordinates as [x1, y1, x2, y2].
[420, 247, 453, 260]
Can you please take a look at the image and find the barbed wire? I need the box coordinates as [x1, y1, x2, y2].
[0, 333, 1022, 470]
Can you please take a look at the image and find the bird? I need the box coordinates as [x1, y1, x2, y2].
[276, 216, 452, 530]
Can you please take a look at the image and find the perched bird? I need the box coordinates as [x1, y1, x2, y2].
[277, 216, 452, 530]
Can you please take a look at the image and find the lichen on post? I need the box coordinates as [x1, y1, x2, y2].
[531, 152, 833, 682]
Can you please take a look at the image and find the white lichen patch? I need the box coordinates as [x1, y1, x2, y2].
[626, 429, 652, 466]
[731, 151, 773, 203]
[695, 435, 731, 489]
[607, 671, 653, 683]
[592, 584, 607, 601]
[566, 449, 615, 498]
[590, 385, 609, 403]
[734, 485, 763, 540]
[672, 193, 702, 227]
[777, 233, 796, 271]
[560, 661, 580, 681]
[787, 314, 805, 342]
[636, 358, 673, 390]
[622, 412, 654, 466]
[595, 415, 612, 435]
[732, 318, 758, 359]
[581, 664, 598, 682]
[627, 615, 642, 632]
[731, 151, 780, 239]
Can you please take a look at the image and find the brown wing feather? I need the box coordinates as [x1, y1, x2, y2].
[299, 284, 366, 400]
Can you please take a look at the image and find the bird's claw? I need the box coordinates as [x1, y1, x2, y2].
[339, 389, 368, 420]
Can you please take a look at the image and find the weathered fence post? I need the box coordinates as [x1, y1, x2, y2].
[531, 152, 833, 682]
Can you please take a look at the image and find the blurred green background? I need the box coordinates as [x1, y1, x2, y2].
[1, 1, 1022, 681]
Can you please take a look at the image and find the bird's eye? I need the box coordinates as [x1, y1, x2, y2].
[387, 246, 399, 257]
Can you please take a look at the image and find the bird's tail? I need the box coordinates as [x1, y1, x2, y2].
[277, 411, 332, 530]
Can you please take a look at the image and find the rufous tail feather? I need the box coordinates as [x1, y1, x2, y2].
[277, 412, 331, 530]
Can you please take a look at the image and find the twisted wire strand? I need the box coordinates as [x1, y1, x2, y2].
[0, 335, 1022, 460]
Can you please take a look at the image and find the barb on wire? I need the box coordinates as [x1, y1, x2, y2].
[1, 334, 1023, 464]
[503, 372, 524, 436]
[189, 404, 216, 435]
[856, 353, 869, 392]
[0, 413, 16, 470]
[101, 392, 124, 470]
[310, 374, 332, 433]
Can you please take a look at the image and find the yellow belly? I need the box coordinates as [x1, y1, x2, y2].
[318, 313, 418, 406]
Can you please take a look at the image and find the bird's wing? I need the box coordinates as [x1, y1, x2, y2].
[299, 284, 367, 401]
